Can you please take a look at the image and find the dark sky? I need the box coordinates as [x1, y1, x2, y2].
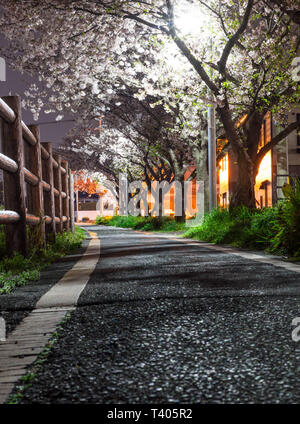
[0, 60, 75, 146]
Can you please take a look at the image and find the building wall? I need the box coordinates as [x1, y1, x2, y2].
[287, 107, 300, 177]
[272, 107, 300, 201]
[218, 154, 229, 207]
[78, 210, 99, 222]
[146, 171, 198, 218]
[254, 113, 272, 208]
[218, 109, 300, 208]
[218, 113, 273, 208]
[274, 137, 289, 202]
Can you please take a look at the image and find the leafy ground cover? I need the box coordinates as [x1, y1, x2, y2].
[184, 179, 300, 259]
[96, 215, 187, 232]
[0, 226, 86, 294]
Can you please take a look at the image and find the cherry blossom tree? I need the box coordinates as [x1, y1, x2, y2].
[0, 0, 209, 196]
[60, 86, 206, 218]
[0, 0, 299, 209]
[84, 0, 299, 209]
[266, 1, 300, 24]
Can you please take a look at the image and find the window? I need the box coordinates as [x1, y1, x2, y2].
[259, 119, 266, 149]
[222, 192, 227, 207]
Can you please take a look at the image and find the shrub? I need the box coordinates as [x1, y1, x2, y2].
[269, 179, 300, 258]
[95, 216, 114, 225]
[183, 190, 300, 259]
[0, 226, 86, 294]
[96, 215, 186, 232]
[249, 207, 279, 248]
[184, 206, 278, 250]
[184, 208, 234, 244]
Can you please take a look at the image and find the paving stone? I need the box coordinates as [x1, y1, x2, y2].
[0, 234, 99, 404]
[0, 369, 26, 377]
[0, 375, 22, 383]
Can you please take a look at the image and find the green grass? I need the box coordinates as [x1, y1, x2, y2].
[183, 204, 300, 259]
[0, 226, 85, 295]
[184, 206, 278, 248]
[96, 215, 187, 232]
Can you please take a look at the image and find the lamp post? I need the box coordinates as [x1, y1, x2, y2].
[208, 103, 217, 210]
[76, 188, 79, 223]
[0, 57, 6, 82]
[174, 7, 218, 210]
[125, 172, 128, 216]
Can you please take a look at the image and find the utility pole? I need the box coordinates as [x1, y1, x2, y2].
[125, 172, 128, 216]
[74, 173, 79, 223]
[0, 57, 6, 82]
[208, 103, 217, 211]
[76, 189, 79, 222]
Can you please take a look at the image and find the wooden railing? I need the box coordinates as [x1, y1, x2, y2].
[0, 96, 75, 256]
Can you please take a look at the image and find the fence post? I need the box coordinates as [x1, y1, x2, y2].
[28, 125, 45, 248]
[2, 96, 27, 256]
[42, 142, 56, 240]
[61, 160, 70, 232]
[69, 169, 75, 233]
[53, 153, 63, 233]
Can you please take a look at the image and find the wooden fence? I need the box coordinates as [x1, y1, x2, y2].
[0, 96, 75, 257]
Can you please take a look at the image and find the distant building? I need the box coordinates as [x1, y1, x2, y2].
[217, 108, 300, 208]
[76, 184, 117, 222]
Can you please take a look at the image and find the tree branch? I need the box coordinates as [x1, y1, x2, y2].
[218, 0, 254, 76]
[165, 0, 219, 95]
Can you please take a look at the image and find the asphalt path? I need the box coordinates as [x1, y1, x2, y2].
[10, 226, 300, 403]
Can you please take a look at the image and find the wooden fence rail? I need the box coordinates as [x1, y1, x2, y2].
[0, 96, 75, 256]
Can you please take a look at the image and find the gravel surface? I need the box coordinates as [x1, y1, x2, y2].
[77, 228, 300, 307]
[7, 226, 300, 403]
[16, 297, 300, 404]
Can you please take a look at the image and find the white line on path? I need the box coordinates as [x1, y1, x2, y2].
[36, 231, 100, 308]
[0, 230, 100, 404]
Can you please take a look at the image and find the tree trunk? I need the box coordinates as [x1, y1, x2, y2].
[158, 187, 163, 218]
[217, 104, 262, 211]
[229, 151, 256, 210]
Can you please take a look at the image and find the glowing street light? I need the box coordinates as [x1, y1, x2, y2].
[174, 5, 217, 210]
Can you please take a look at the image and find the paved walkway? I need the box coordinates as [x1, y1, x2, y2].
[0, 307, 73, 403]
[1, 226, 300, 403]
[0, 230, 100, 403]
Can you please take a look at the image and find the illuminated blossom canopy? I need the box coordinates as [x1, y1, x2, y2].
[0, 0, 299, 208]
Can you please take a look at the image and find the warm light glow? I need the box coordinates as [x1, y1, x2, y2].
[218, 153, 229, 207]
[255, 151, 272, 188]
[236, 114, 248, 128]
[175, 6, 208, 36]
[161, 4, 212, 71]
[255, 151, 272, 207]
